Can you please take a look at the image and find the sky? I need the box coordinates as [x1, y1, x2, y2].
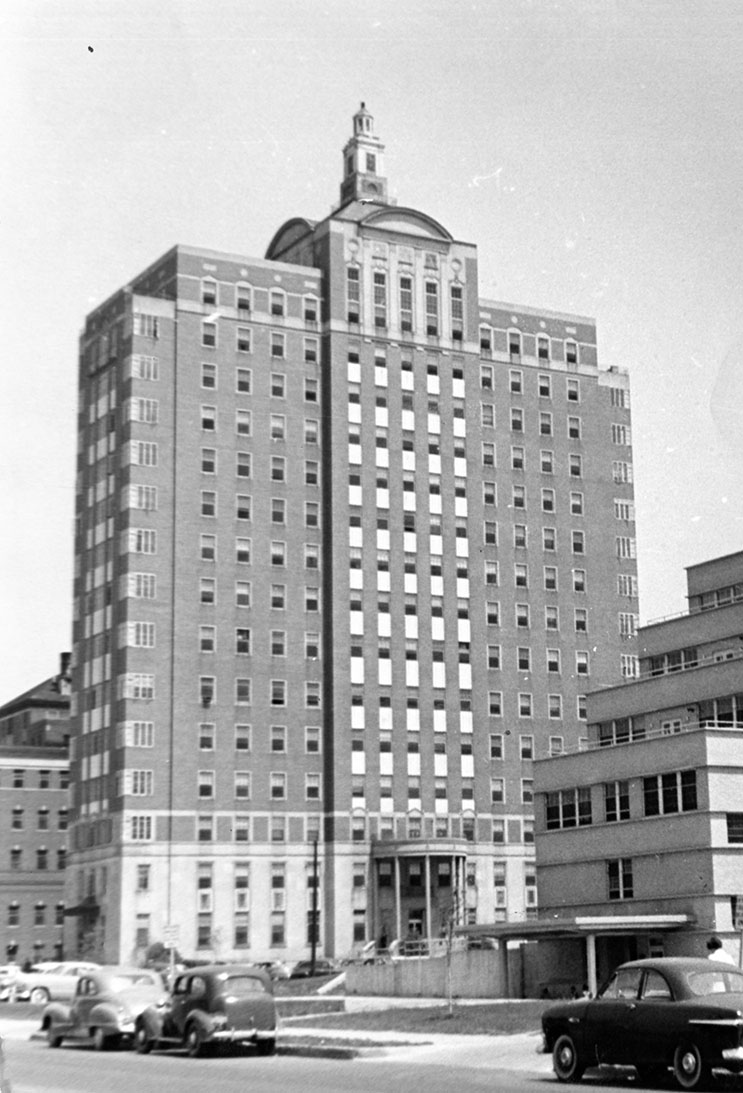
[1, 0, 742, 699]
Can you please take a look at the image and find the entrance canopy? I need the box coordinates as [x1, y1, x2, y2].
[456, 914, 695, 996]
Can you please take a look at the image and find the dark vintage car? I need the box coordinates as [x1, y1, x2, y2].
[41, 967, 166, 1050]
[289, 958, 338, 979]
[542, 957, 743, 1089]
[134, 964, 277, 1057]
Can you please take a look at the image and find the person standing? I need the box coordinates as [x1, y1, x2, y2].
[707, 936, 736, 964]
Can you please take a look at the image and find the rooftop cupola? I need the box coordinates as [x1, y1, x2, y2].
[339, 102, 389, 208]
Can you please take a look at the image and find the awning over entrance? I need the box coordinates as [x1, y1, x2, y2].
[456, 914, 696, 996]
[63, 897, 99, 919]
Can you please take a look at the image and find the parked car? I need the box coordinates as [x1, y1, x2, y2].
[254, 960, 292, 980]
[41, 967, 166, 1050]
[134, 964, 277, 1057]
[289, 958, 338, 979]
[542, 956, 743, 1089]
[18, 961, 100, 1005]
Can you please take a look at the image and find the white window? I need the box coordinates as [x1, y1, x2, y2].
[616, 536, 637, 559]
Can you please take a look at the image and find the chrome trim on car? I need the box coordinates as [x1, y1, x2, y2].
[722, 1046, 743, 1062]
[688, 1018, 743, 1026]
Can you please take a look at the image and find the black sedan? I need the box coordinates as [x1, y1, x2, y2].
[289, 959, 338, 979]
[542, 957, 743, 1089]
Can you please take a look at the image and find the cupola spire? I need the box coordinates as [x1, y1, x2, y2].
[339, 102, 389, 207]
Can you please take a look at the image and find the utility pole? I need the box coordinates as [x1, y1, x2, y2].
[310, 835, 319, 975]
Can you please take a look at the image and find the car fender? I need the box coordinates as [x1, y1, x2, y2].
[183, 1008, 214, 1036]
[88, 1002, 124, 1032]
[42, 1002, 72, 1029]
[137, 1005, 166, 1038]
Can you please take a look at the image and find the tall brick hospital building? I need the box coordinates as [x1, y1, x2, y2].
[67, 105, 638, 962]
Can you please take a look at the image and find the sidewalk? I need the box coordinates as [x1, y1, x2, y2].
[280, 1024, 552, 1071]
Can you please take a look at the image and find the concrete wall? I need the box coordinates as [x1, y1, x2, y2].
[345, 945, 541, 998]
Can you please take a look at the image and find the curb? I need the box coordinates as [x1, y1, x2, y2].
[26, 1029, 391, 1060]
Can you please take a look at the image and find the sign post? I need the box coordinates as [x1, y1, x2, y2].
[164, 924, 179, 985]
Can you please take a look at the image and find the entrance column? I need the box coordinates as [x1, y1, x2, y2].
[394, 857, 402, 942]
[424, 854, 432, 948]
[586, 933, 597, 996]
[498, 937, 510, 998]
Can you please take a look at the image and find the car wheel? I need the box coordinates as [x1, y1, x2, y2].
[92, 1027, 108, 1052]
[30, 987, 50, 1006]
[134, 1024, 153, 1054]
[673, 1042, 710, 1090]
[256, 1038, 276, 1056]
[185, 1024, 206, 1058]
[553, 1033, 586, 1083]
[48, 1030, 63, 1049]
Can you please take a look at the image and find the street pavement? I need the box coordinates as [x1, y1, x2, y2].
[1, 1012, 553, 1074]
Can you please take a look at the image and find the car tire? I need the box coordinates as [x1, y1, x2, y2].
[673, 1042, 711, 1090]
[134, 1024, 153, 1054]
[48, 1030, 63, 1049]
[92, 1027, 108, 1052]
[30, 987, 50, 1006]
[256, 1038, 276, 1056]
[553, 1033, 586, 1083]
[185, 1024, 206, 1058]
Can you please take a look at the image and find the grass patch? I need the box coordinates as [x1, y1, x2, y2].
[285, 1001, 548, 1037]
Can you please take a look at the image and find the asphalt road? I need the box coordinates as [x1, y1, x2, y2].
[10, 1035, 743, 1093]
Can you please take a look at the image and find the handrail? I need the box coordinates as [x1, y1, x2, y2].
[638, 647, 743, 679]
[539, 720, 743, 760]
[646, 591, 743, 626]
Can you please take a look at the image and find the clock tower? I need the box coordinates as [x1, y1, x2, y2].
[339, 102, 389, 207]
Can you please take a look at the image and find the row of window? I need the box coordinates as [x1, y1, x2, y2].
[480, 329, 580, 366]
[8, 847, 66, 870]
[197, 280, 319, 320]
[198, 580, 320, 610]
[167, 678, 322, 708]
[487, 688, 586, 718]
[124, 810, 535, 847]
[489, 732, 579, 761]
[192, 770, 322, 802]
[199, 491, 321, 527]
[195, 628, 320, 658]
[347, 267, 459, 338]
[544, 769, 698, 830]
[10, 807, 68, 831]
[199, 327, 319, 360]
[6, 901, 66, 927]
[1, 770, 69, 790]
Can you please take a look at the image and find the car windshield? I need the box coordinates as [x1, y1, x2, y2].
[219, 975, 266, 997]
[686, 969, 743, 996]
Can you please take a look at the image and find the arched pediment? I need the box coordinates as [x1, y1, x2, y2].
[265, 218, 316, 260]
[361, 206, 453, 242]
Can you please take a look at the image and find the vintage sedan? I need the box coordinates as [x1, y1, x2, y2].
[542, 957, 743, 1089]
[41, 967, 166, 1050]
[18, 961, 100, 1005]
[134, 964, 277, 1057]
[289, 958, 338, 979]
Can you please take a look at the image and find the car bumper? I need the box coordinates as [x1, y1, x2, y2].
[721, 1046, 743, 1071]
[210, 1027, 276, 1043]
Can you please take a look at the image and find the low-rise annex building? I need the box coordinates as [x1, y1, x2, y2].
[0, 656, 71, 964]
[530, 550, 743, 995]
